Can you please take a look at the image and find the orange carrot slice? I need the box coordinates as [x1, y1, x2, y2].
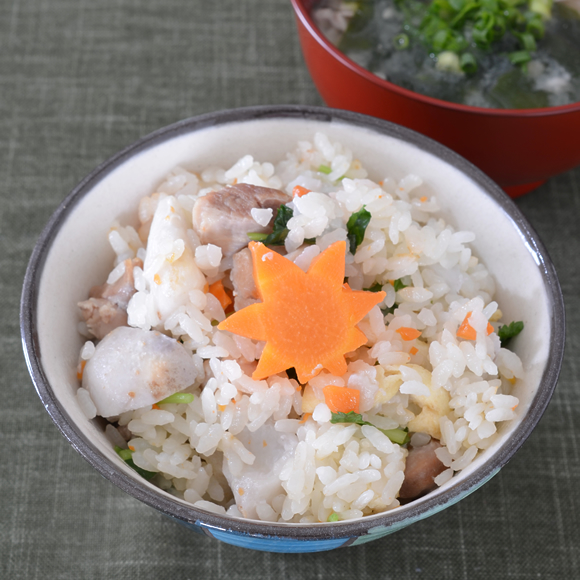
[457, 311, 493, 340]
[208, 280, 232, 311]
[218, 241, 385, 383]
[323, 385, 360, 414]
[410, 346, 419, 355]
[396, 327, 421, 341]
[292, 185, 310, 198]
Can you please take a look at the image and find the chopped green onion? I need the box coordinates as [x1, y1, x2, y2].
[526, 14, 545, 39]
[115, 446, 132, 461]
[432, 29, 451, 51]
[318, 164, 332, 174]
[327, 512, 340, 522]
[509, 50, 532, 66]
[158, 392, 195, 405]
[115, 446, 157, 481]
[247, 232, 269, 242]
[330, 411, 410, 445]
[517, 31, 537, 52]
[380, 428, 410, 446]
[387, 0, 550, 72]
[393, 33, 409, 50]
[460, 52, 477, 74]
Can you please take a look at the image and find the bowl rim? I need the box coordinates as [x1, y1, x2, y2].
[291, 0, 580, 117]
[20, 104, 565, 540]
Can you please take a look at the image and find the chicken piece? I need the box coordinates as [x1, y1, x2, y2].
[89, 257, 142, 309]
[399, 439, 446, 499]
[78, 257, 142, 339]
[78, 298, 128, 341]
[192, 184, 290, 256]
[230, 247, 259, 310]
[82, 326, 200, 417]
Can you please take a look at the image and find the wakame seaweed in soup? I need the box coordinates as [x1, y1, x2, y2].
[313, 0, 580, 108]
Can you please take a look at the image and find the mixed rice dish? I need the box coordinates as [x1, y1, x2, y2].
[76, 134, 524, 523]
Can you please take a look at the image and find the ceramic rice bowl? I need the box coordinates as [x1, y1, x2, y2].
[20, 105, 564, 553]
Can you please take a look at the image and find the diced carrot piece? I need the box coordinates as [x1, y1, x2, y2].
[410, 346, 419, 355]
[457, 312, 494, 340]
[396, 327, 422, 341]
[299, 413, 312, 424]
[323, 385, 360, 414]
[457, 312, 477, 340]
[293, 185, 310, 198]
[208, 280, 233, 311]
[152, 403, 161, 410]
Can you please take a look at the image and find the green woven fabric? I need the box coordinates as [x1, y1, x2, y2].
[1, 0, 578, 577]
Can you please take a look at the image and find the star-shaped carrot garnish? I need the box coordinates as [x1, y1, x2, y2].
[218, 240, 385, 383]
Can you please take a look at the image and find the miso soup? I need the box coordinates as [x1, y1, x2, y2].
[313, 0, 580, 108]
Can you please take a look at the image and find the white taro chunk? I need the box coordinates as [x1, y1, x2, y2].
[221, 422, 298, 520]
[140, 195, 206, 324]
[82, 326, 199, 417]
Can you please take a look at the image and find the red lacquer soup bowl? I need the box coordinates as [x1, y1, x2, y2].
[290, 0, 580, 196]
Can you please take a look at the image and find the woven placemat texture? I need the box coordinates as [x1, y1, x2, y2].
[1, 0, 578, 578]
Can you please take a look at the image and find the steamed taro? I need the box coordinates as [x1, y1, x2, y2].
[313, 0, 580, 108]
[75, 134, 524, 523]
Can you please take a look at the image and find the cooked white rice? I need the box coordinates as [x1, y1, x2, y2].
[77, 132, 524, 523]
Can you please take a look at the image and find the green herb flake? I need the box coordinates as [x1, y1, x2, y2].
[393, 278, 407, 292]
[318, 164, 332, 174]
[248, 204, 293, 246]
[364, 282, 383, 292]
[498, 321, 524, 347]
[346, 206, 371, 254]
[330, 411, 409, 445]
[327, 512, 340, 522]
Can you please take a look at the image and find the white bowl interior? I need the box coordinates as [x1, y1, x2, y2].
[35, 116, 552, 521]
